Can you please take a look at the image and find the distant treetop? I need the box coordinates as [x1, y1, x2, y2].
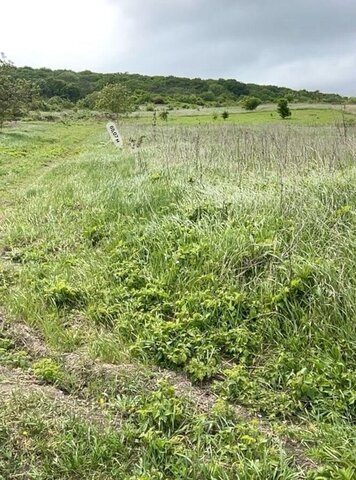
[6, 63, 349, 109]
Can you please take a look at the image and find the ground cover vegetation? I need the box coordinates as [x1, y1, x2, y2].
[132, 107, 356, 127]
[0, 110, 355, 478]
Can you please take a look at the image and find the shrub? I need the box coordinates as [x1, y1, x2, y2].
[277, 98, 291, 119]
[242, 96, 262, 111]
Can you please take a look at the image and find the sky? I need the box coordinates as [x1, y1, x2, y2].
[1, 0, 355, 95]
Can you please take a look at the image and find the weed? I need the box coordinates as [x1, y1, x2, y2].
[32, 358, 63, 384]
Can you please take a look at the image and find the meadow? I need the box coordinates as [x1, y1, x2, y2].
[131, 104, 356, 127]
[0, 106, 355, 479]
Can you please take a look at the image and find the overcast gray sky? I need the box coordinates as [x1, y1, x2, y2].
[1, 0, 355, 95]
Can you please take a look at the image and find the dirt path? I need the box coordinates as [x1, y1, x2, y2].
[0, 314, 317, 471]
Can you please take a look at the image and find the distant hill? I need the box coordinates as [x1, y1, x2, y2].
[13, 66, 347, 108]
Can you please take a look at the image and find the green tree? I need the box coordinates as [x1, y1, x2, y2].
[0, 54, 38, 128]
[222, 110, 229, 120]
[277, 98, 291, 119]
[242, 96, 262, 111]
[95, 83, 133, 118]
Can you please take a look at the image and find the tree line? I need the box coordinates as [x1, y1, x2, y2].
[0, 53, 352, 125]
[10, 63, 348, 108]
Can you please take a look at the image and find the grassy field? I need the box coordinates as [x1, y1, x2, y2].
[130, 104, 356, 127]
[0, 112, 355, 479]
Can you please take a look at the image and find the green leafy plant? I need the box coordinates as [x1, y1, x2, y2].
[45, 281, 85, 309]
[32, 358, 62, 384]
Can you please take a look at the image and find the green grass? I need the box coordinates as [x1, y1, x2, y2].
[0, 118, 355, 478]
[0, 385, 300, 480]
[0, 121, 99, 209]
[168, 109, 355, 126]
[131, 105, 356, 126]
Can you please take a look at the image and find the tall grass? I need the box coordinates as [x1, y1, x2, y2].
[1, 120, 355, 476]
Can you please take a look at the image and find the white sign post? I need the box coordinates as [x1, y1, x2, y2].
[106, 122, 123, 148]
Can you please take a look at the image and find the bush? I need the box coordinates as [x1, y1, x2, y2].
[242, 96, 262, 111]
[46, 96, 74, 111]
[277, 98, 291, 119]
[77, 91, 100, 110]
[95, 83, 133, 116]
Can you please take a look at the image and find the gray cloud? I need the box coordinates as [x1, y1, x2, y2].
[106, 0, 356, 95]
[2, 0, 355, 95]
